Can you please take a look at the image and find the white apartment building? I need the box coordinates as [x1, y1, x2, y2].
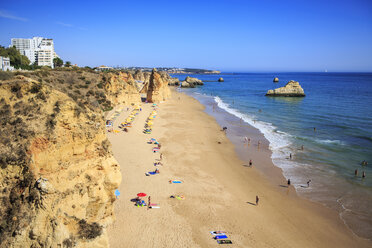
[0, 56, 14, 71]
[11, 37, 56, 68]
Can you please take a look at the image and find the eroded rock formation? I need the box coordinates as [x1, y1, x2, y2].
[0, 76, 121, 247]
[185, 76, 203, 85]
[266, 80, 305, 97]
[103, 72, 141, 105]
[146, 69, 171, 103]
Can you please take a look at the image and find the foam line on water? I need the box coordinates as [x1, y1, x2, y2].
[214, 96, 291, 151]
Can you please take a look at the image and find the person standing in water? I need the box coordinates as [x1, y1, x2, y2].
[249, 160, 253, 167]
[362, 171, 366, 179]
[355, 169, 358, 176]
[307, 180, 311, 187]
[290, 153, 292, 159]
[287, 179, 291, 187]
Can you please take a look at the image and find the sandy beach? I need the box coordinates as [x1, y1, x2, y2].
[107, 89, 371, 248]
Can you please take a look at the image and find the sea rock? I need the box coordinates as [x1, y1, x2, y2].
[266, 80, 305, 97]
[168, 78, 180, 86]
[185, 76, 203, 86]
[273, 77, 279, 82]
[218, 77, 224, 82]
[146, 68, 172, 102]
[181, 81, 195, 88]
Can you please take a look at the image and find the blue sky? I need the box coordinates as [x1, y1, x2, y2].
[0, 0, 371, 72]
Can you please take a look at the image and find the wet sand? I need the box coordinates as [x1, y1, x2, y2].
[107, 89, 371, 247]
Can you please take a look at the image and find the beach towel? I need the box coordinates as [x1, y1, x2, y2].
[172, 181, 182, 183]
[210, 231, 226, 236]
[176, 195, 185, 200]
[150, 203, 158, 206]
[217, 240, 232, 244]
[214, 235, 228, 239]
[146, 172, 158, 176]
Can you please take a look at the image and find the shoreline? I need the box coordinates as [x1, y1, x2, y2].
[183, 89, 372, 241]
[107, 89, 371, 247]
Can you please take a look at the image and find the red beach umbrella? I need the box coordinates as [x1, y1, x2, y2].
[137, 193, 147, 197]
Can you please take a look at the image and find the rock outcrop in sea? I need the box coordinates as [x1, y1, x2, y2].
[218, 77, 224, 82]
[273, 77, 279, 82]
[146, 68, 171, 102]
[266, 80, 305, 97]
[181, 76, 203, 88]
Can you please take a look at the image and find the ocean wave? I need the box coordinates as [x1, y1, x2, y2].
[214, 96, 292, 152]
[315, 139, 346, 145]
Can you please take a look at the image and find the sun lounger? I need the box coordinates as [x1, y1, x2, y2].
[150, 206, 160, 209]
[210, 231, 226, 236]
[214, 235, 228, 239]
[217, 240, 232, 244]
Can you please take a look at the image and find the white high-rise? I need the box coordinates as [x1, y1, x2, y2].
[11, 37, 56, 68]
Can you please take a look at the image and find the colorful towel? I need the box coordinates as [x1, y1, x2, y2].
[172, 181, 182, 183]
[214, 235, 228, 239]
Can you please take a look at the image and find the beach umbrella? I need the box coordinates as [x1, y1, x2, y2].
[137, 193, 147, 197]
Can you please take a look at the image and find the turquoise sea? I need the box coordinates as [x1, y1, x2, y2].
[173, 72, 372, 240]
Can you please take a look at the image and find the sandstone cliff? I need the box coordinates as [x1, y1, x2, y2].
[146, 69, 171, 103]
[0, 76, 121, 248]
[102, 72, 141, 105]
[266, 80, 305, 97]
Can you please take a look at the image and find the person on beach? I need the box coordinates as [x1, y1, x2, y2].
[287, 179, 291, 187]
[256, 195, 259, 206]
[355, 169, 358, 176]
[249, 160, 253, 167]
[222, 127, 227, 133]
[244, 137, 248, 144]
[301, 145, 304, 151]
[258, 141, 261, 149]
[307, 180, 311, 187]
[160, 153, 163, 161]
[148, 196, 151, 209]
[362, 171, 366, 179]
[155, 168, 159, 174]
[314, 127, 316, 132]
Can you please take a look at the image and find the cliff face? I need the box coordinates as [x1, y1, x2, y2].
[266, 80, 305, 97]
[103, 72, 141, 105]
[146, 69, 171, 103]
[0, 76, 121, 247]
